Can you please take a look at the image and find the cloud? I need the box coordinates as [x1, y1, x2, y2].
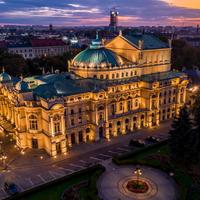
[68, 4, 87, 8]
[0, 0, 5, 4]
[0, 6, 101, 18]
[0, 0, 200, 26]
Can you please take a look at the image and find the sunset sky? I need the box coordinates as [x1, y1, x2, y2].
[0, 0, 200, 26]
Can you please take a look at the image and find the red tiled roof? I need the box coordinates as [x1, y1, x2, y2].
[0, 41, 7, 48]
[30, 39, 66, 47]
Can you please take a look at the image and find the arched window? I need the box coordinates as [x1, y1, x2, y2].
[141, 115, 145, 119]
[53, 114, 61, 133]
[29, 115, 38, 130]
[119, 102, 123, 111]
[117, 121, 121, 126]
[98, 105, 104, 111]
[135, 99, 138, 107]
[100, 75, 104, 79]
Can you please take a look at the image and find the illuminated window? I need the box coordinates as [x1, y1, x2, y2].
[29, 115, 38, 130]
[78, 116, 82, 124]
[53, 115, 61, 133]
[127, 100, 131, 111]
[119, 102, 123, 111]
[71, 119, 74, 126]
[135, 99, 138, 107]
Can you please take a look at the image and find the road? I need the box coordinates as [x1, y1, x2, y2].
[0, 121, 171, 199]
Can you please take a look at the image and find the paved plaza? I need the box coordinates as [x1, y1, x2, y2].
[98, 161, 178, 200]
[0, 121, 171, 199]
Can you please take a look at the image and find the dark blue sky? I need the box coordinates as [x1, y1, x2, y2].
[0, 0, 200, 26]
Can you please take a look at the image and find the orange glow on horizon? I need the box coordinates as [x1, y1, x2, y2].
[162, 0, 200, 9]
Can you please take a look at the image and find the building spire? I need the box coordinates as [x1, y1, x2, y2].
[51, 66, 54, 74]
[20, 74, 24, 81]
[96, 31, 99, 40]
[119, 30, 122, 36]
[42, 67, 45, 75]
[2, 66, 5, 73]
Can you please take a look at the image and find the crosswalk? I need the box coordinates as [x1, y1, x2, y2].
[0, 144, 133, 200]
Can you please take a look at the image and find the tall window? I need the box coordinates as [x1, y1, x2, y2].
[127, 100, 131, 111]
[119, 102, 123, 111]
[53, 114, 61, 133]
[29, 115, 38, 130]
[135, 99, 139, 107]
[111, 104, 115, 115]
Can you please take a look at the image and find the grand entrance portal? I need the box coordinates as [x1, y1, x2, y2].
[99, 126, 104, 139]
[32, 139, 38, 149]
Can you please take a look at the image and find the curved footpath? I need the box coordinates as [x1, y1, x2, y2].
[98, 160, 178, 200]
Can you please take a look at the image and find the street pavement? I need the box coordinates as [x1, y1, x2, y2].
[0, 121, 171, 200]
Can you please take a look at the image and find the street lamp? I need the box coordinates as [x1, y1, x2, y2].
[134, 167, 142, 186]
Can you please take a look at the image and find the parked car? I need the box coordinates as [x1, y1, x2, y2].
[129, 139, 145, 147]
[145, 136, 160, 144]
[4, 182, 19, 195]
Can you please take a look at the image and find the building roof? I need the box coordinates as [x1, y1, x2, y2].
[30, 39, 66, 47]
[21, 71, 186, 99]
[15, 80, 29, 92]
[183, 69, 200, 84]
[73, 48, 123, 67]
[140, 71, 187, 82]
[123, 34, 169, 50]
[72, 35, 126, 67]
[0, 69, 12, 82]
[0, 41, 7, 48]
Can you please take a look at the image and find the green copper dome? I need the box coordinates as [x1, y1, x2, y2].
[73, 48, 121, 67]
[0, 68, 11, 82]
[73, 34, 122, 67]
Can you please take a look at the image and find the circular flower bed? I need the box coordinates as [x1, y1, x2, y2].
[126, 180, 149, 193]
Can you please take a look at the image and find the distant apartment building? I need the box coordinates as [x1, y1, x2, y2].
[8, 39, 68, 59]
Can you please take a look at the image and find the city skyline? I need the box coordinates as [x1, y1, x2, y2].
[0, 0, 200, 26]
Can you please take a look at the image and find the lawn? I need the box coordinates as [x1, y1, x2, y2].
[12, 165, 104, 200]
[113, 142, 200, 200]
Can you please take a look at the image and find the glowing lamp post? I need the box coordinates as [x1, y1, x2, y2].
[134, 167, 142, 186]
[0, 155, 7, 170]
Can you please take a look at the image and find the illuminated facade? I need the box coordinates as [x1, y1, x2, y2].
[0, 32, 188, 156]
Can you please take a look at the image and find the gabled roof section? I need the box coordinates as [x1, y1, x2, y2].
[123, 34, 169, 50]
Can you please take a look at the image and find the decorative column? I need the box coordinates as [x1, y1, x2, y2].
[11, 107, 14, 124]
[130, 118, 134, 132]
[61, 115, 65, 135]
[17, 112, 21, 131]
[95, 126, 100, 141]
[113, 122, 117, 137]
[75, 132, 79, 144]
[121, 120, 126, 135]
[105, 103, 110, 141]
[50, 117, 54, 137]
[68, 134, 72, 147]
[83, 131, 87, 143]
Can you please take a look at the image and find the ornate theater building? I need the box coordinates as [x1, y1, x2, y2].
[0, 32, 188, 156]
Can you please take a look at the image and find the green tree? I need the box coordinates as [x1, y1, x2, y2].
[192, 92, 200, 164]
[169, 106, 193, 165]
